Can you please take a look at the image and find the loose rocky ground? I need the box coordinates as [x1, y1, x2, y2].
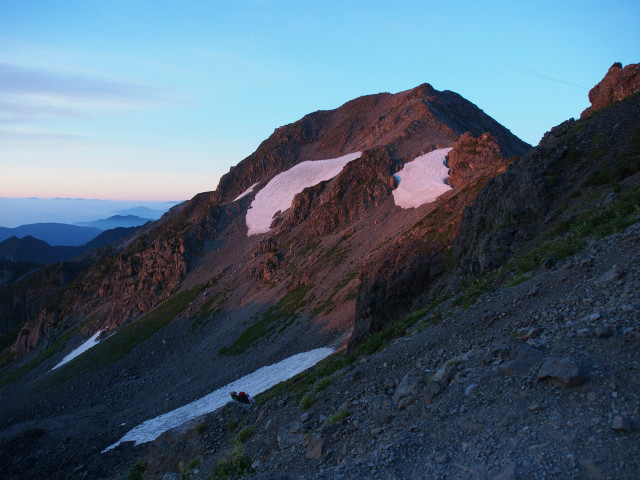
[139, 222, 639, 480]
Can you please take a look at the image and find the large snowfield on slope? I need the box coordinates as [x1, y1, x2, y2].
[245, 152, 362, 235]
[103, 347, 334, 451]
[52, 331, 102, 370]
[392, 147, 453, 208]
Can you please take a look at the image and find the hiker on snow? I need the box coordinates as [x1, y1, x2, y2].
[230, 391, 255, 407]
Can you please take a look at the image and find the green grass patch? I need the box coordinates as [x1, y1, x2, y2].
[507, 273, 532, 287]
[235, 426, 255, 443]
[299, 391, 317, 410]
[324, 235, 349, 266]
[226, 419, 240, 433]
[454, 183, 640, 310]
[328, 409, 349, 425]
[220, 285, 313, 356]
[299, 240, 321, 256]
[191, 287, 230, 331]
[351, 308, 429, 356]
[211, 442, 254, 479]
[38, 286, 205, 388]
[126, 458, 148, 480]
[312, 270, 358, 316]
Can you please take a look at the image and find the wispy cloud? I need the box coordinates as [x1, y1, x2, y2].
[0, 62, 165, 124]
[0, 62, 160, 102]
[0, 126, 87, 149]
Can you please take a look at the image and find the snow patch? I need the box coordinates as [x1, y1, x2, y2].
[392, 148, 453, 209]
[233, 183, 259, 202]
[52, 331, 102, 370]
[103, 347, 334, 452]
[245, 152, 361, 235]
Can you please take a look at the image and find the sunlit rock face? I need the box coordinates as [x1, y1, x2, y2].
[581, 62, 640, 118]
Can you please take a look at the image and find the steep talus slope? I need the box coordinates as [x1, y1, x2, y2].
[170, 221, 640, 480]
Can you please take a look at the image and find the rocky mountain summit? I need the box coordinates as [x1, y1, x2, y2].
[0, 63, 639, 480]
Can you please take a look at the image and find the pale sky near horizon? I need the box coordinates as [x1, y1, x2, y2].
[1, 1, 638, 202]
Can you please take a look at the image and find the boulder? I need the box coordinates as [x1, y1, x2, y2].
[537, 358, 586, 387]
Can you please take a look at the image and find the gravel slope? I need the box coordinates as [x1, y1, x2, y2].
[160, 222, 640, 480]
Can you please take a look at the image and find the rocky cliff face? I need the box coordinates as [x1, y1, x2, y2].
[454, 91, 640, 278]
[581, 62, 640, 118]
[350, 133, 511, 347]
[5, 81, 530, 359]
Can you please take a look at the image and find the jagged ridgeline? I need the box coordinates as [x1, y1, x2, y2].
[2, 82, 530, 362]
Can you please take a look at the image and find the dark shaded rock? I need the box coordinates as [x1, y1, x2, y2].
[305, 433, 324, 459]
[611, 415, 632, 432]
[595, 326, 613, 338]
[537, 358, 586, 387]
[423, 381, 442, 405]
[447, 132, 508, 188]
[145, 424, 205, 480]
[501, 344, 544, 376]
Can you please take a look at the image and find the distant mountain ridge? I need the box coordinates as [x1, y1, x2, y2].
[0, 223, 102, 247]
[0, 227, 140, 265]
[74, 215, 153, 230]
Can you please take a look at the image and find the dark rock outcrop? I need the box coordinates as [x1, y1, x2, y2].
[350, 134, 513, 348]
[282, 147, 402, 236]
[581, 62, 640, 118]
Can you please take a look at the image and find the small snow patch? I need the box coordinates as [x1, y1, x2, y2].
[233, 183, 259, 202]
[102, 347, 334, 452]
[393, 148, 452, 208]
[246, 152, 361, 235]
[52, 331, 102, 370]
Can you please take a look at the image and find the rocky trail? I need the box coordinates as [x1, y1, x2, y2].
[132, 222, 639, 480]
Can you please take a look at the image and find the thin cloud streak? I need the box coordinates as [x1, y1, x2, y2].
[0, 62, 160, 102]
[514, 64, 588, 89]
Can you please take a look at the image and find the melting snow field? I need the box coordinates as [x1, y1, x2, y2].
[52, 331, 102, 370]
[392, 147, 453, 208]
[245, 152, 361, 235]
[103, 347, 334, 452]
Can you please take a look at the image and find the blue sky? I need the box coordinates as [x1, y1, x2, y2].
[1, 1, 638, 202]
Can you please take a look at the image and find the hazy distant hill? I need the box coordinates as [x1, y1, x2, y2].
[0, 227, 139, 264]
[0, 198, 179, 228]
[0, 223, 102, 247]
[75, 215, 153, 230]
[114, 206, 172, 219]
